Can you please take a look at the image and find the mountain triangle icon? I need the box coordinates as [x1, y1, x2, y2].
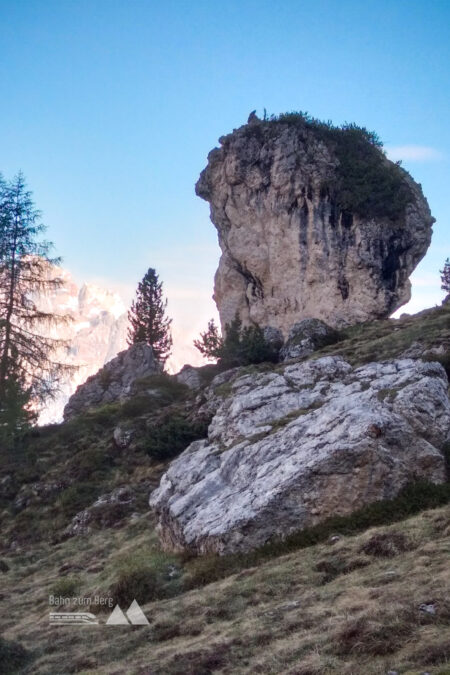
[106, 604, 129, 625]
[126, 599, 149, 625]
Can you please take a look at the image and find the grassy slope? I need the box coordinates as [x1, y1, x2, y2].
[1, 505, 450, 674]
[0, 303, 449, 674]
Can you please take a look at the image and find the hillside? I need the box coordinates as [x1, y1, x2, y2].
[0, 303, 449, 674]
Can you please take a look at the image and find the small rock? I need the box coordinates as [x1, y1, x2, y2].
[167, 564, 181, 579]
[113, 426, 133, 449]
[263, 326, 284, 351]
[367, 423, 383, 438]
[328, 535, 341, 545]
[419, 603, 436, 615]
[176, 364, 203, 390]
[279, 319, 338, 362]
[0, 560, 9, 573]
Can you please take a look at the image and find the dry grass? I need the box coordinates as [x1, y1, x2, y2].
[1, 504, 450, 674]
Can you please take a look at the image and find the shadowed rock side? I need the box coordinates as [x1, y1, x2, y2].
[63, 343, 161, 419]
[150, 357, 449, 555]
[196, 117, 434, 334]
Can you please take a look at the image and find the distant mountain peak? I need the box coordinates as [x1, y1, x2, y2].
[35, 265, 128, 424]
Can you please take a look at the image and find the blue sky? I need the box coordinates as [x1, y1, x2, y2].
[1, 0, 449, 365]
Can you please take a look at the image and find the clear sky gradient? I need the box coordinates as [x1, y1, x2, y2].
[1, 0, 449, 367]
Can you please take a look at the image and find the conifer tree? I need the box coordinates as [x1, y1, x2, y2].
[193, 319, 223, 361]
[0, 172, 69, 447]
[127, 268, 172, 367]
[194, 315, 279, 368]
[440, 258, 450, 297]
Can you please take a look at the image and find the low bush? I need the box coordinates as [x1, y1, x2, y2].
[120, 395, 152, 418]
[145, 415, 209, 461]
[359, 531, 413, 558]
[110, 563, 158, 607]
[334, 611, 414, 655]
[119, 375, 190, 418]
[131, 373, 189, 402]
[50, 575, 80, 598]
[0, 636, 30, 674]
[86, 403, 120, 427]
[109, 552, 180, 606]
[56, 483, 99, 518]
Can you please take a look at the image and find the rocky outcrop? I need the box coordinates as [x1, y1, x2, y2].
[279, 318, 338, 361]
[63, 487, 135, 538]
[176, 364, 204, 390]
[196, 115, 434, 335]
[63, 343, 161, 419]
[150, 357, 449, 555]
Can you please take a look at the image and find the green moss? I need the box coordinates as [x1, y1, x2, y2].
[377, 387, 399, 403]
[215, 381, 233, 398]
[270, 402, 323, 431]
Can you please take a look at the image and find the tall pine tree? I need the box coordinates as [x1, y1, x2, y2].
[0, 172, 69, 448]
[127, 268, 172, 368]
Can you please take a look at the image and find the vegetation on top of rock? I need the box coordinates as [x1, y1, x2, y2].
[314, 302, 450, 368]
[194, 315, 279, 367]
[262, 110, 413, 221]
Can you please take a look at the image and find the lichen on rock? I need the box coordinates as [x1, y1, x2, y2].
[150, 356, 449, 555]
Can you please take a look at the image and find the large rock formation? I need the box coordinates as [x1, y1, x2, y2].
[63, 343, 161, 419]
[196, 114, 434, 335]
[150, 357, 449, 555]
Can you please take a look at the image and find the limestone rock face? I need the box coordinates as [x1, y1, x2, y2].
[279, 318, 338, 361]
[63, 343, 161, 419]
[196, 118, 434, 335]
[150, 357, 449, 555]
[176, 364, 204, 390]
